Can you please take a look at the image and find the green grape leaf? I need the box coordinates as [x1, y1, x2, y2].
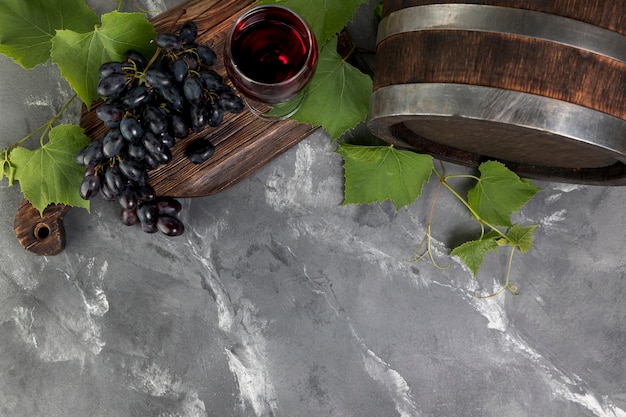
[1, 158, 7, 182]
[450, 235, 499, 277]
[281, 36, 372, 139]
[374, 1, 384, 22]
[468, 161, 541, 227]
[1, 156, 16, 186]
[506, 224, 538, 253]
[0, 0, 99, 69]
[51, 11, 157, 107]
[11, 124, 91, 215]
[256, 0, 367, 44]
[337, 143, 434, 210]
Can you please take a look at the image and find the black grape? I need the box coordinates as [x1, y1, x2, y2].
[137, 202, 159, 226]
[99, 181, 117, 201]
[142, 152, 161, 171]
[142, 137, 172, 165]
[180, 52, 198, 70]
[183, 77, 203, 104]
[123, 50, 147, 71]
[136, 184, 156, 201]
[99, 62, 123, 78]
[83, 165, 97, 178]
[102, 128, 126, 158]
[219, 90, 244, 114]
[153, 145, 172, 165]
[179, 21, 197, 44]
[81, 141, 105, 167]
[80, 175, 101, 200]
[96, 102, 125, 127]
[127, 143, 147, 162]
[156, 215, 184, 236]
[122, 85, 151, 109]
[208, 102, 224, 127]
[143, 106, 168, 134]
[120, 115, 144, 143]
[119, 188, 138, 210]
[155, 196, 182, 216]
[104, 165, 125, 196]
[170, 113, 189, 138]
[200, 70, 223, 91]
[185, 138, 215, 164]
[160, 84, 185, 110]
[197, 45, 217, 66]
[145, 68, 173, 89]
[156, 33, 182, 51]
[121, 208, 139, 226]
[75, 147, 87, 166]
[171, 59, 188, 83]
[189, 104, 208, 132]
[118, 159, 148, 185]
[97, 73, 128, 97]
[160, 131, 175, 148]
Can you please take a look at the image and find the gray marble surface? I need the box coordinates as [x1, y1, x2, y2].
[1, 1, 626, 417]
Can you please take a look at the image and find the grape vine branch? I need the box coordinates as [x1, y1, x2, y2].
[409, 161, 540, 298]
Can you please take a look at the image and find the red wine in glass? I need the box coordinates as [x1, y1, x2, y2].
[225, 5, 318, 118]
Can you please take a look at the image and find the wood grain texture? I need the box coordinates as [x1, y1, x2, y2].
[374, 30, 626, 120]
[14, 199, 71, 256]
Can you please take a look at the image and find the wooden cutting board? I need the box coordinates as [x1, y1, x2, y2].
[14, 0, 319, 255]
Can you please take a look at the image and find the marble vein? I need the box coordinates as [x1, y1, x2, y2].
[303, 259, 422, 417]
[350, 322, 423, 417]
[463, 278, 626, 417]
[190, 234, 279, 417]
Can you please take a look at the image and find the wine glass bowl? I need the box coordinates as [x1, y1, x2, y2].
[224, 5, 318, 117]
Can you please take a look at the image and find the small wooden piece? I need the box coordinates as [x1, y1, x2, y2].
[14, 0, 319, 255]
[14, 198, 71, 256]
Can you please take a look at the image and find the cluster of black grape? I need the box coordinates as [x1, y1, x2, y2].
[76, 21, 244, 236]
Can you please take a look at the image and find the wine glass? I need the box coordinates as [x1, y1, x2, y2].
[224, 5, 318, 120]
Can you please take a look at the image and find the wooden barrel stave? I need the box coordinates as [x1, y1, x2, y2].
[374, 30, 626, 120]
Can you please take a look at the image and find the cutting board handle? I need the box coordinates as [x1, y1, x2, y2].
[14, 199, 70, 256]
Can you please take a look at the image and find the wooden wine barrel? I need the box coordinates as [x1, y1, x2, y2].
[367, 0, 626, 184]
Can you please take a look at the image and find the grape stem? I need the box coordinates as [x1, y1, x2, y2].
[410, 163, 523, 297]
[433, 166, 513, 245]
[408, 177, 450, 269]
[144, 46, 162, 74]
[2, 93, 78, 152]
[474, 245, 520, 298]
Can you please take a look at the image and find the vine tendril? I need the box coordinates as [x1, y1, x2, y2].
[410, 163, 525, 297]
